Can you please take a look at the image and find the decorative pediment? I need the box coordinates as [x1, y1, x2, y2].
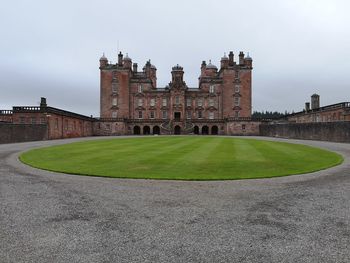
[135, 92, 145, 97]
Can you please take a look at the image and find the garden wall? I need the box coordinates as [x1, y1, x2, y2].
[260, 122, 350, 143]
[0, 123, 48, 144]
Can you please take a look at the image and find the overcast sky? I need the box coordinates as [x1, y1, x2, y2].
[1, 0, 350, 116]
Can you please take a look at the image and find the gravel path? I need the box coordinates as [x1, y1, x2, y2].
[1, 136, 349, 263]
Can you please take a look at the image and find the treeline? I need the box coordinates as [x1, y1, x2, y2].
[252, 110, 292, 119]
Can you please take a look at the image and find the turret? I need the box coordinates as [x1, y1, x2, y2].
[171, 64, 184, 83]
[123, 53, 132, 69]
[220, 53, 229, 69]
[204, 60, 218, 77]
[99, 53, 108, 68]
[244, 53, 253, 68]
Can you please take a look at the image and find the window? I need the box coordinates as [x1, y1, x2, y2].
[162, 111, 167, 119]
[112, 71, 117, 79]
[198, 111, 202, 119]
[187, 111, 191, 119]
[31, 117, 36, 124]
[112, 111, 117, 118]
[112, 98, 117, 106]
[65, 120, 69, 130]
[209, 85, 215, 93]
[186, 98, 192, 106]
[235, 111, 240, 118]
[19, 117, 25, 124]
[235, 84, 240, 93]
[234, 97, 240, 106]
[175, 96, 180, 105]
[55, 118, 58, 129]
[162, 98, 167, 106]
[197, 98, 203, 107]
[150, 111, 155, 119]
[235, 70, 239, 78]
[138, 84, 143, 93]
[138, 111, 143, 119]
[150, 98, 155, 107]
[138, 98, 143, 107]
[112, 83, 118, 93]
[209, 98, 214, 107]
[209, 112, 214, 119]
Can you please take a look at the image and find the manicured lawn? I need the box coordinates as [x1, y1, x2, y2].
[19, 137, 343, 180]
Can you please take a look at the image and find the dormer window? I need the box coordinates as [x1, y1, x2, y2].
[209, 85, 215, 93]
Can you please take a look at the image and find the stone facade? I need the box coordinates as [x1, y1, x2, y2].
[7, 98, 94, 140]
[283, 95, 350, 123]
[97, 51, 256, 135]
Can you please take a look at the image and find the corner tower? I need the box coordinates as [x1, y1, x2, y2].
[220, 51, 253, 118]
[99, 51, 131, 118]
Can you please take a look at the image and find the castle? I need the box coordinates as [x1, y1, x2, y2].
[98, 51, 259, 135]
[1, 50, 350, 143]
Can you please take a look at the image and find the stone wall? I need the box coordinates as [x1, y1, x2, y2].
[260, 122, 350, 143]
[0, 123, 48, 144]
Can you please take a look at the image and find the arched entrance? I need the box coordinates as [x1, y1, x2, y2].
[211, 125, 218, 135]
[133, 126, 141, 135]
[202, 125, 209, 135]
[143, 126, 150, 135]
[194, 125, 199, 135]
[153, 125, 160, 135]
[174, 125, 181, 135]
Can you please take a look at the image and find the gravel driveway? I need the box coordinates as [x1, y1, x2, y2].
[1, 136, 349, 263]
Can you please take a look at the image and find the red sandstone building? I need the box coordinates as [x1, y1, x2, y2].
[97, 51, 258, 135]
[283, 94, 350, 123]
[3, 50, 350, 143]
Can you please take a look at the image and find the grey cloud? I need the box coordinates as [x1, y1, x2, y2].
[1, 0, 349, 115]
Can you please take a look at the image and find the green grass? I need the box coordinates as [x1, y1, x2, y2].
[19, 137, 343, 180]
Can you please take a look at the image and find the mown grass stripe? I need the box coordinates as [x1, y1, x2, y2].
[19, 137, 343, 180]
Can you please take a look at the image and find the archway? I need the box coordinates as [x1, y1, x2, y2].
[202, 125, 209, 135]
[143, 126, 151, 135]
[153, 125, 160, 135]
[211, 125, 218, 135]
[174, 125, 181, 135]
[133, 126, 141, 135]
[194, 126, 199, 135]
